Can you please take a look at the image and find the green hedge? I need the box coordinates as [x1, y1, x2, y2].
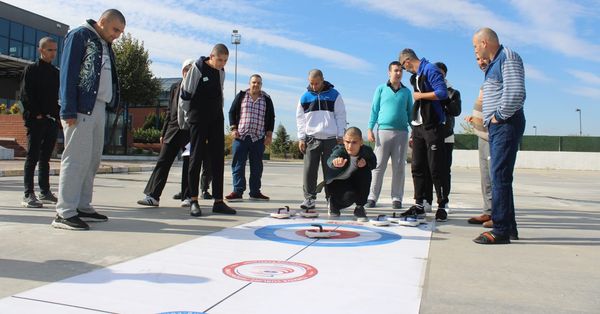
[132, 128, 161, 143]
[454, 134, 600, 152]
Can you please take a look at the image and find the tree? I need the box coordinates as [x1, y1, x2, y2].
[271, 124, 291, 158]
[108, 33, 162, 153]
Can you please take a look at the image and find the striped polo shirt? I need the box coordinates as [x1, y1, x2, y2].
[482, 45, 526, 127]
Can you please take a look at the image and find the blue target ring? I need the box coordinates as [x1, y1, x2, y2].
[255, 223, 401, 247]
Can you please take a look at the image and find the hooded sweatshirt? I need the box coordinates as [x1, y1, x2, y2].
[296, 81, 347, 140]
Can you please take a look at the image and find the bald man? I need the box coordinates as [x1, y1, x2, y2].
[472, 27, 526, 245]
[53, 9, 125, 230]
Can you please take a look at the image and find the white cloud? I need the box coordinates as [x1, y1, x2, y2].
[568, 70, 600, 86]
[568, 86, 600, 99]
[524, 64, 551, 82]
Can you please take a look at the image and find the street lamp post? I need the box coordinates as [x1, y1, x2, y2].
[575, 108, 582, 136]
[533, 125, 537, 136]
[231, 30, 241, 99]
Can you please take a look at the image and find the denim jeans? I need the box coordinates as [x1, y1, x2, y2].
[488, 109, 525, 236]
[231, 135, 265, 196]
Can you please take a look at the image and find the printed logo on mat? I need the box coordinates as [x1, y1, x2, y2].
[255, 223, 401, 247]
[223, 260, 318, 283]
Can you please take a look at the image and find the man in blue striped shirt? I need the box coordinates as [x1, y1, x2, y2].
[472, 27, 526, 245]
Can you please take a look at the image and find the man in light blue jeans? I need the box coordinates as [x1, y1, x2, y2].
[53, 9, 125, 230]
[366, 61, 412, 210]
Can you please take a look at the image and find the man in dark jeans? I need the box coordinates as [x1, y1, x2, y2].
[20, 37, 60, 208]
[137, 59, 193, 207]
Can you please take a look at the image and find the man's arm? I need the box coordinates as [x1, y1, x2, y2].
[334, 94, 347, 140]
[178, 62, 201, 128]
[296, 99, 306, 140]
[415, 66, 448, 101]
[21, 65, 41, 119]
[496, 57, 525, 122]
[59, 30, 85, 120]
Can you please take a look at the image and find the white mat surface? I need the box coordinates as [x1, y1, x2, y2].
[0, 216, 433, 314]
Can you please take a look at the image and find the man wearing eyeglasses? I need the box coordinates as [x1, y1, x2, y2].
[398, 48, 449, 223]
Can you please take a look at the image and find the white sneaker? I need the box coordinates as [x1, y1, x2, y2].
[300, 198, 316, 209]
[181, 198, 192, 207]
[423, 201, 432, 213]
[137, 195, 159, 207]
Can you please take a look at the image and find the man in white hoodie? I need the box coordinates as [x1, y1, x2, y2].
[296, 69, 347, 209]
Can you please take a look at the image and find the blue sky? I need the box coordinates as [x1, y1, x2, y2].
[9, 0, 600, 137]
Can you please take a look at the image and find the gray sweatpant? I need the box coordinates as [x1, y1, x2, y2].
[368, 129, 409, 202]
[56, 101, 106, 218]
[303, 137, 337, 199]
[478, 137, 492, 215]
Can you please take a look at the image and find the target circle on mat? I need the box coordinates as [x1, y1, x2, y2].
[255, 223, 401, 247]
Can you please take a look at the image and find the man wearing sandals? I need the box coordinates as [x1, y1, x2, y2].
[472, 28, 526, 244]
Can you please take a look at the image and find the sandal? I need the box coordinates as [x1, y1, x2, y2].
[473, 231, 510, 244]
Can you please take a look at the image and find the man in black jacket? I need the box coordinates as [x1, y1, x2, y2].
[20, 37, 60, 208]
[226, 74, 275, 201]
[137, 59, 193, 207]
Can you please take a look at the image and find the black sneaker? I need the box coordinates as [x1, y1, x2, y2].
[190, 201, 202, 217]
[392, 201, 402, 209]
[173, 192, 182, 200]
[22, 193, 43, 208]
[435, 207, 448, 222]
[77, 209, 108, 222]
[213, 201, 236, 215]
[328, 201, 341, 217]
[52, 215, 89, 230]
[354, 205, 368, 222]
[39, 192, 58, 204]
[202, 191, 213, 200]
[366, 200, 376, 208]
[400, 204, 425, 218]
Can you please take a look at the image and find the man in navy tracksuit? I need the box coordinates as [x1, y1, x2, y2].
[398, 48, 450, 222]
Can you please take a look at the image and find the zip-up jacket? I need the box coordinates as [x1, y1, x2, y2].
[161, 80, 189, 144]
[20, 59, 59, 121]
[59, 19, 120, 119]
[179, 56, 225, 128]
[441, 86, 462, 138]
[409, 58, 448, 129]
[324, 144, 377, 182]
[229, 90, 275, 133]
[296, 81, 347, 140]
[482, 45, 526, 127]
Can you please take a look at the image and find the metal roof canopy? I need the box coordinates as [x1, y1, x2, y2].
[0, 54, 32, 78]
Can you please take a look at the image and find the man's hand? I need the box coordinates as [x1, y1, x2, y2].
[357, 158, 366, 168]
[367, 129, 375, 143]
[299, 140, 306, 154]
[464, 115, 473, 123]
[332, 157, 347, 168]
[491, 116, 498, 124]
[264, 132, 273, 146]
[413, 91, 423, 101]
[63, 118, 77, 127]
[159, 137, 164, 144]
[232, 129, 240, 139]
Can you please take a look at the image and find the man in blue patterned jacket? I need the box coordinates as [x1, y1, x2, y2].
[472, 27, 526, 245]
[52, 9, 125, 231]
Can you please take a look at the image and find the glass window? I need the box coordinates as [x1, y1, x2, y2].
[0, 18, 8, 37]
[9, 39, 22, 58]
[23, 26, 35, 44]
[0, 36, 8, 55]
[10, 22, 23, 40]
[36, 30, 48, 44]
[23, 44, 36, 61]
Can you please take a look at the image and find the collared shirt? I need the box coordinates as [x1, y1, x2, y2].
[238, 91, 266, 142]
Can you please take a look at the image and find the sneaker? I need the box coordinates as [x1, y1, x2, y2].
[353, 205, 368, 222]
[423, 201, 432, 213]
[173, 192, 182, 200]
[366, 200, 376, 208]
[440, 203, 452, 214]
[225, 192, 243, 202]
[392, 200, 402, 209]
[190, 201, 202, 217]
[181, 198, 192, 207]
[435, 207, 448, 222]
[328, 201, 341, 217]
[137, 195, 159, 207]
[39, 192, 58, 204]
[300, 198, 316, 210]
[400, 204, 426, 218]
[249, 192, 270, 201]
[213, 201, 237, 215]
[202, 191, 213, 200]
[77, 209, 108, 222]
[22, 193, 43, 208]
[52, 215, 89, 230]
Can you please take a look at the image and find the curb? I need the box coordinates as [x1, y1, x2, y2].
[0, 165, 155, 178]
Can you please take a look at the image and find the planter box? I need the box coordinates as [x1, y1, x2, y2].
[0, 115, 27, 157]
[132, 142, 162, 153]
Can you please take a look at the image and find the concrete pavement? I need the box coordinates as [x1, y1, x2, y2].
[0, 160, 598, 313]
